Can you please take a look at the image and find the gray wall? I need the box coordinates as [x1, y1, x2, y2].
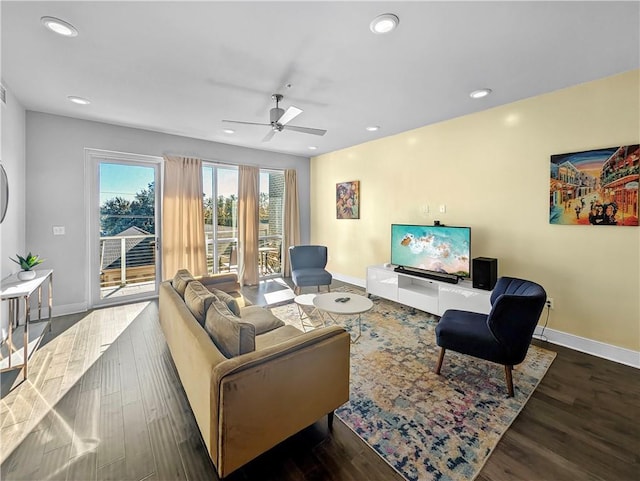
[26, 112, 310, 313]
[1, 85, 27, 339]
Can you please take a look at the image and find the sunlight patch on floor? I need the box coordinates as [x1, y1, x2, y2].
[0, 301, 150, 463]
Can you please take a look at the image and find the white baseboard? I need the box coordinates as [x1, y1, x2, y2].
[38, 302, 88, 319]
[334, 272, 639, 369]
[533, 326, 639, 369]
[332, 272, 366, 289]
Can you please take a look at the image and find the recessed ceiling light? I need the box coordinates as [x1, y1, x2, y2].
[308, 146, 318, 150]
[223, 128, 235, 134]
[469, 88, 492, 99]
[366, 126, 380, 132]
[67, 96, 90, 105]
[370, 14, 399, 34]
[41, 16, 78, 37]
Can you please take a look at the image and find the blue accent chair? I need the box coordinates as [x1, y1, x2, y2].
[435, 277, 547, 397]
[289, 245, 332, 295]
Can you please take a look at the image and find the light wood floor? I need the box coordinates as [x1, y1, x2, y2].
[1, 279, 638, 481]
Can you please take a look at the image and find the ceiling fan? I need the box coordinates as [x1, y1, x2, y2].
[223, 94, 327, 142]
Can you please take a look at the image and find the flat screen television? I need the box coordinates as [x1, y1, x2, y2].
[390, 224, 471, 279]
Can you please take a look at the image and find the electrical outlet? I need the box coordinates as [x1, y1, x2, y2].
[546, 297, 554, 309]
[52, 226, 65, 236]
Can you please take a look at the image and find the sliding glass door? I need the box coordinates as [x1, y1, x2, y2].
[202, 165, 284, 279]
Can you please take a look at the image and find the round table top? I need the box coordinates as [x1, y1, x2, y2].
[294, 293, 317, 307]
[313, 292, 373, 315]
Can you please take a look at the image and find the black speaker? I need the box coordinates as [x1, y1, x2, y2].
[473, 257, 497, 290]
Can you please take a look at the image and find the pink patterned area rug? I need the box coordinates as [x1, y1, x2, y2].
[271, 289, 556, 481]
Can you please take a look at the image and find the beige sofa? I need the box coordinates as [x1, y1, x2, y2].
[159, 270, 350, 478]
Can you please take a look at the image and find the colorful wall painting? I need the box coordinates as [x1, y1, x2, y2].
[336, 180, 360, 219]
[549, 145, 639, 226]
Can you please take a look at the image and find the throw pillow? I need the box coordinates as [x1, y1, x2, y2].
[184, 281, 216, 326]
[209, 287, 241, 317]
[205, 299, 256, 358]
[172, 269, 195, 298]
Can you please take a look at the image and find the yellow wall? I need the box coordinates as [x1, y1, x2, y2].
[311, 70, 640, 351]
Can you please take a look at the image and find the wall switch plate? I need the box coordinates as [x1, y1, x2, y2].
[53, 226, 65, 236]
[439, 204, 446, 213]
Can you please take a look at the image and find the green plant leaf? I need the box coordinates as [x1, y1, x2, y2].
[10, 252, 45, 270]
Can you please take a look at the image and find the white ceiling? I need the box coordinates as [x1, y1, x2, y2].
[3, 1, 639, 158]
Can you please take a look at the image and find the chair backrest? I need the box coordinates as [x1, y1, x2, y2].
[487, 277, 547, 364]
[288, 245, 328, 270]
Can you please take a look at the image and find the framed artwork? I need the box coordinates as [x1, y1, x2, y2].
[336, 180, 359, 219]
[549, 145, 639, 226]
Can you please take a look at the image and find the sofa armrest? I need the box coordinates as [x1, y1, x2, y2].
[159, 281, 227, 465]
[211, 326, 350, 477]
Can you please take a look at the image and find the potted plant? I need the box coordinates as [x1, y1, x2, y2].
[11, 252, 45, 281]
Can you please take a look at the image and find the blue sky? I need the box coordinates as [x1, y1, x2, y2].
[100, 163, 154, 205]
[100, 163, 268, 205]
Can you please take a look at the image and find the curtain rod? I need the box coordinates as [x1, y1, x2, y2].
[163, 153, 290, 173]
[163, 153, 259, 168]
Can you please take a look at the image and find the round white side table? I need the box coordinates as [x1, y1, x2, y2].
[312, 292, 373, 342]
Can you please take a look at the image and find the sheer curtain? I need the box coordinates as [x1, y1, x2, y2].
[282, 169, 300, 277]
[161, 155, 207, 280]
[238, 165, 259, 286]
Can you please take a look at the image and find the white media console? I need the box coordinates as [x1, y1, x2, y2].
[366, 264, 492, 316]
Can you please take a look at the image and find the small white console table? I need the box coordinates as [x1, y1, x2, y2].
[0, 269, 53, 379]
[366, 264, 491, 316]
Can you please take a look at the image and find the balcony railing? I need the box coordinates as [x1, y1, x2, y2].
[98, 232, 283, 294]
[206, 232, 282, 277]
[99, 234, 156, 290]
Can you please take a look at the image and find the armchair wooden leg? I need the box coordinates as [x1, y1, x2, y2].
[435, 347, 445, 374]
[504, 365, 514, 397]
[328, 411, 334, 431]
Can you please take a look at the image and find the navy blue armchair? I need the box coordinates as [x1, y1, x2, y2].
[289, 245, 332, 295]
[435, 277, 547, 397]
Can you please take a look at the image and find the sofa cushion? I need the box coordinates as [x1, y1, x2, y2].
[205, 299, 256, 358]
[210, 288, 241, 317]
[255, 324, 304, 350]
[172, 269, 195, 298]
[184, 281, 216, 326]
[239, 306, 285, 335]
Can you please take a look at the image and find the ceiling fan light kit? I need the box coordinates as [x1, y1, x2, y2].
[222, 93, 326, 142]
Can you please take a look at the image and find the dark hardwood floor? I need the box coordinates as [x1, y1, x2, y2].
[1, 278, 638, 481]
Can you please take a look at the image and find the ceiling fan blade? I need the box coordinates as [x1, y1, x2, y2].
[262, 129, 276, 142]
[282, 125, 327, 136]
[222, 120, 271, 127]
[277, 106, 302, 126]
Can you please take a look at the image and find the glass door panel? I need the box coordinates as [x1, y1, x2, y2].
[98, 162, 159, 301]
[259, 170, 284, 278]
[203, 165, 238, 274]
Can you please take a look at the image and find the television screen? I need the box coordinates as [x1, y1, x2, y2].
[390, 224, 471, 278]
